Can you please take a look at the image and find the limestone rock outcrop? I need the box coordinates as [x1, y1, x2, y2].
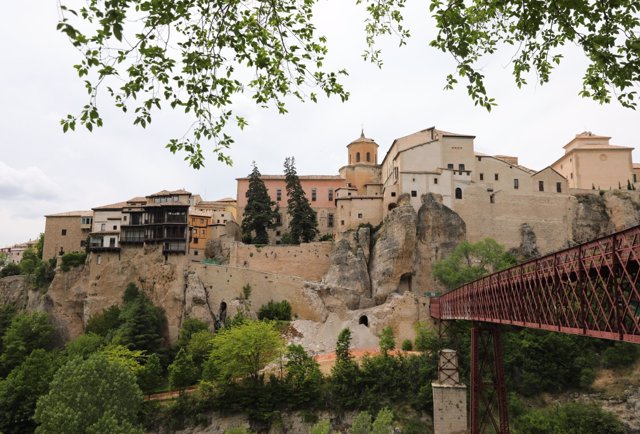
[0, 275, 29, 309]
[413, 193, 466, 293]
[572, 194, 615, 244]
[509, 223, 541, 262]
[182, 272, 217, 329]
[369, 194, 418, 303]
[322, 230, 371, 308]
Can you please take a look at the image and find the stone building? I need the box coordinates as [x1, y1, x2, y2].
[551, 131, 634, 190]
[89, 200, 128, 252]
[235, 127, 636, 247]
[236, 175, 346, 242]
[0, 239, 38, 263]
[42, 211, 93, 260]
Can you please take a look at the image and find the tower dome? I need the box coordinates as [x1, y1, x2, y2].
[347, 130, 379, 165]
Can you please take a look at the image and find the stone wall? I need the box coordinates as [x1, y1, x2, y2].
[453, 185, 574, 254]
[190, 263, 327, 322]
[228, 241, 333, 281]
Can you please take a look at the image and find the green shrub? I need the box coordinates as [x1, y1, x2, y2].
[318, 234, 334, 242]
[0, 263, 21, 278]
[257, 300, 292, 321]
[602, 342, 640, 368]
[60, 251, 87, 272]
[401, 339, 413, 351]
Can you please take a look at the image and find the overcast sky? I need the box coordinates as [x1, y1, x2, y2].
[1, 1, 638, 247]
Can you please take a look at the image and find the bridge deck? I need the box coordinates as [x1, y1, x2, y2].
[430, 225, 640, 343]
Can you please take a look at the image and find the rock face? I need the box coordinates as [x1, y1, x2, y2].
[572, 194, 615, 244]
[322, 193, 467, 307]
[509, 223, 541, 262]
[182, 272, 217, 329]
[0, 275, 29, 309]
[413, 193, 466, 293]
[322, 230, 371, 308]
[369, 194, 418, 303]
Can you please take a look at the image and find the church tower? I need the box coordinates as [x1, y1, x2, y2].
[339, 130, 382, 196]
[347, 130, 379, 165]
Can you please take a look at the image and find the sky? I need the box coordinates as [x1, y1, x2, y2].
[0, 1, 638, 246]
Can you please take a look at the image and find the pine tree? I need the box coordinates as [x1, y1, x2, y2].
[241, 163, 278, 244]
[284, 157, 318, 243]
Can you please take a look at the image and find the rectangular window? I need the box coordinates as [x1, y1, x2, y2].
[276, 189, 282, 201]
[328, 214, 334, 227]
[276, 231, 281, 236]
[634, 174, 638, 183]
[61, 229, 67, 236]
[311, 188, 317, 201]
[341, 220, 345, 226]
[570, 173, 574, 179]
[391, 192, 396, 197]
[411, 190, 417, 197]
[194, 237, 199, 244]
[328, 188, 334, 201]
[357, 213, 363, 219]
[513, 179, 519, 189]
[479, 173, 484, 181]
[539, 181, 544, 192]
[113, 225, 117, 230]
[556, 182, 562, 193]
[494, 173, 499, 181]
[101, 223, 106, 231]
[447, 163, 454, 169]
[80, 240, 86, 247]
[194, 250, 199, 255]
[458, 164, 465, 171]
[81, 217, 92, 225]
[434, 178, 438, 185]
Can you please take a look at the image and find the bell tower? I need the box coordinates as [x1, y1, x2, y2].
[340, 130, 381, 196]
[347, 130, 378, 166]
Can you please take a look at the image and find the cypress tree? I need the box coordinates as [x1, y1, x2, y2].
[241, 163, 278, 244]
[284, 157, 318, 243]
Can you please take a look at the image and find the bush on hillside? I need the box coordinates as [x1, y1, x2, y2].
[257, 300, 292, 321]
[60, 251, 87, 272]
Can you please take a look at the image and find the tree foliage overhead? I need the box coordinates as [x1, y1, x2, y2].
[57, 0, 638, 168]
[284, 157, 318, 243]
[241, 163, 278, 244]
[430, 0, 640, 111]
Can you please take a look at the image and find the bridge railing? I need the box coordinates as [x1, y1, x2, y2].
[430, 225, 640, 344]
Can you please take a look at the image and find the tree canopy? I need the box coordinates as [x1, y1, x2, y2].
[241, 164, 278, 244]
[57, 0, 639, 167]
[206, 320, 284, 383]
[432, 238, 516, 290]
[34, 354, 143, 434]
[284, 157, 318, 243]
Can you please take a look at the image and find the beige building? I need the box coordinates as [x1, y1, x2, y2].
[551, 131, 634, 190]
[89, 201, 127, 252]
[0, 239, 38, 264]
[43, 211, 93, 260]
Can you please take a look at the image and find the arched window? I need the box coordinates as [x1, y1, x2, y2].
[455, 188, 463, 199]
[356, 152, 361, 162]
[366, 152, 371, 162]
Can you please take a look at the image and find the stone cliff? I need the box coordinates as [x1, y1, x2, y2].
[1, 190, 639, 348]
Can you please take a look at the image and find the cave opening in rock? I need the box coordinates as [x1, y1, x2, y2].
[359, 315, 369, 327]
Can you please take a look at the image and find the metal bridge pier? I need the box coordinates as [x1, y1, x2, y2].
[470, 323, 510, 434]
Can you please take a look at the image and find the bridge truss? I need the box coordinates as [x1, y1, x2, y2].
[430, 225, 640, 433]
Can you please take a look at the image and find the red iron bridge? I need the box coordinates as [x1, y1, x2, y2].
[429, 224, 640, 434]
